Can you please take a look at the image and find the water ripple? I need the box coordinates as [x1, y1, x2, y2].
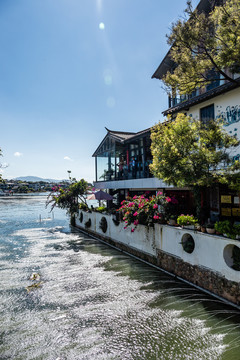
[0, 196, 240, 359]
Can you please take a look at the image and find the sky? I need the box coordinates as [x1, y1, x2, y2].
[0, 0, 199, 182]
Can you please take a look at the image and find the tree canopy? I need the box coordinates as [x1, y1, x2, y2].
[150, 113, 240, 188]
[163, 0, 240, 94]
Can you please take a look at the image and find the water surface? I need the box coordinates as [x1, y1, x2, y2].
[0, 195, 240, 359]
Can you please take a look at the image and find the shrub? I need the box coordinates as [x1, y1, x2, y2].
[85, 219, 91, 228]
[79, 212, 83, 223]
[99, 217, 108, 233]
[79, 202, 88, 211]
[232, 246, 240, 271]
[215, 220, 240, 239]
[118, 192, 167, 232]
[96, 206, 107, 213]
[177, 214, 198, 226]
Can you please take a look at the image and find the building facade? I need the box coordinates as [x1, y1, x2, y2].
[151, 0, 240, 221]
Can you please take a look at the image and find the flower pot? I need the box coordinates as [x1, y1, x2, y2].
[183, 225, 195, 230]
[206, 228, 215, 234]
[201, 226, 206, 233]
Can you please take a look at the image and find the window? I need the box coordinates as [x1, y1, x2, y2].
[200, 104, 214, 125]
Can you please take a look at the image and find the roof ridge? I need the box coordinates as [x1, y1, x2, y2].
[105, 127, 136, 135]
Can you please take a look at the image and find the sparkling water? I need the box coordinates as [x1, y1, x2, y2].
[0, 194, 240, 360]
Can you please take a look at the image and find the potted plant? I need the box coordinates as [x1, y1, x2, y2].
[177, 214, 198, 229]
[195, 223, 201, 231]
[168, 215, 177, 226]
[214, 220, 232, 238]
[206, 223, 216, 234]
[232, 246, 240, 271]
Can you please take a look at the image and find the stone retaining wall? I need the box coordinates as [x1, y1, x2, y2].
[75, 210, 240, 307]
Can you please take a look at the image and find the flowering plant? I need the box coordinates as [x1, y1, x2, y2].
[118, 192, 167, 232]
[177, 214, 198, 226]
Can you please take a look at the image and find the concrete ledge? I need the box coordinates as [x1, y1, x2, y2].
[75, 210, 240, 308]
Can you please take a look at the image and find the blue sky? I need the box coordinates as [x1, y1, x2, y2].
[0, 0, 198, 182]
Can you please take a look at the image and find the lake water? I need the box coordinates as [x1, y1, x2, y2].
[0, 194, 240, 360]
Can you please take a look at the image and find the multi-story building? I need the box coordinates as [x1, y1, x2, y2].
[92, 0, 240, 221]
[151, 0, 240, 220]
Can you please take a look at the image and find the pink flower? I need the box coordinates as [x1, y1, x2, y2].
[133, 220, 139, 225]
[133, 212, 138, 217]
[153, 204, 158, 209]
[124, 226, 127, 229]
[133, 195, 137, 199]
[166, 197, 171, 203]
[153, 215, 159, 220]
[131, 228, 135, 232]
[157, 191, 163, 196]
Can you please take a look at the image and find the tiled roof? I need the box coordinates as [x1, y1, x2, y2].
[105, 128, 136, 141]
[92, 127, 152, 157]
[105, 127, 151, 140]
[162, 79, 240, 116]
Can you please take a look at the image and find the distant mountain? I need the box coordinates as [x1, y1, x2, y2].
[13, 176, 67, 183]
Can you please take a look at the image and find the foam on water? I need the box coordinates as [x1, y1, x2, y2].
[0, 195, 240, 359]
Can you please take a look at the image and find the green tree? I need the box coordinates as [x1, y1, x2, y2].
[163, 0, 240, 95]
[150, 113, 240, 217]
[46, 179, 90, 218]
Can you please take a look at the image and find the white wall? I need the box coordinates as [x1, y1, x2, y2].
[187, 87, 240, 158]
[76, 211, 240, 283]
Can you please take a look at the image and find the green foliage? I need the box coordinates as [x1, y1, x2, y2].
[99, 216, 108, 233]
[177, 214, 197, 226]
[150, 113, 239, 188]
[232, 246, 240, 271]
[181, 236, 195, 254]
[46, 179, 90, 215]
[96, 206, 107, 213]
[79, 202, 88, 211]
[85, 219, 91, 228]
[79, 212, 83, 223]
[214, 220, 240, 239]
[163, 0, 240, 94]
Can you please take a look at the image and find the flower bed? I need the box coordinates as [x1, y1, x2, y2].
[118, 192, 174, 232]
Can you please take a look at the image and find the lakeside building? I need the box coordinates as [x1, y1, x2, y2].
[92, 0, 240, 222]
[92, 127, 194, 211]
[151, 0, 240, 221]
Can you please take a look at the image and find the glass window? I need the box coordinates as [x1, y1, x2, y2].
[200, 104, 215, 125]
